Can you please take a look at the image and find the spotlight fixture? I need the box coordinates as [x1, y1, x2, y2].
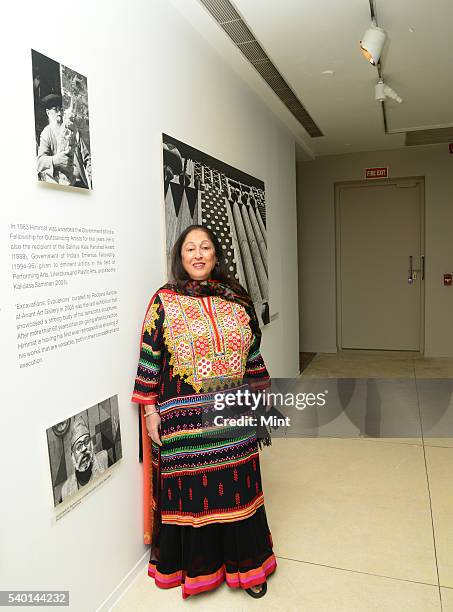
[360, 21, 387, 65]
[375, 80, 403, 104]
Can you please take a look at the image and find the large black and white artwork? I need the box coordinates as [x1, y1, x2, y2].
[46, 395, 122, 506]
[31, 49, 92, 189]
[162, 134, 269, 325]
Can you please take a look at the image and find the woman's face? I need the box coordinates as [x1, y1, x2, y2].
[181, 229, 217, 281]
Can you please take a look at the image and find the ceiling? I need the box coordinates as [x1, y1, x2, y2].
[170, 0, 453, 160]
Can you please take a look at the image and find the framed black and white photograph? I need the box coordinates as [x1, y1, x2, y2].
[162, 134, 269, 325]
[31, 49, 92, 189]
[46, 395, 122, 507]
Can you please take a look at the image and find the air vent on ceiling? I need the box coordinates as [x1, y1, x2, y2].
[405, 127, 453, 146]
[198, 0, 323, 138]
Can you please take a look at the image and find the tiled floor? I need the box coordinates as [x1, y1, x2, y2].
[301, 350, 453, 379]
[113, 352, 453, 611]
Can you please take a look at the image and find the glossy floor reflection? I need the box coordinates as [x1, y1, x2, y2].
[114, 352, 453, 611]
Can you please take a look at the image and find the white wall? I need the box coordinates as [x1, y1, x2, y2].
[297, 145, 453, 356]
[0, 1, 299, 610]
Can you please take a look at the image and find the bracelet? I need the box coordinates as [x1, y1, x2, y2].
[144, 409, 159, 418]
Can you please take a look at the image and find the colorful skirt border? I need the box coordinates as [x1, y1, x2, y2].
[148, 552, 277, 599]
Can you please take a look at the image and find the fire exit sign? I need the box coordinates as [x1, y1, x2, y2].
[365, 167, 388, 179]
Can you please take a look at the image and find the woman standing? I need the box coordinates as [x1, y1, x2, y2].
[131, 225, 276, 599]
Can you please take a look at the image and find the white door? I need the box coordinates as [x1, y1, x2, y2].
[336, 180, 424, 351]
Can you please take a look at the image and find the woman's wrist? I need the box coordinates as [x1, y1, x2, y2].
[144, 407, 159, 418]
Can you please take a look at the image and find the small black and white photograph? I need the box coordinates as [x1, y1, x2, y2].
[31, 49, 92, 189]
[46, 395, 122, 507]
[163, 133, 269, 325]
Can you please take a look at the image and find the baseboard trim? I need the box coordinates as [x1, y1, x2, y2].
[96, 549, 149, 612]
[301, 348, 338, 354]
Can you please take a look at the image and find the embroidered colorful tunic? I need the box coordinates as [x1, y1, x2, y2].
[132, 285, 276, 597]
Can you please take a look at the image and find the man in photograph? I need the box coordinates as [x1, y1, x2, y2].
[61, 416, 108, 500]
[37, 93, 92, 189]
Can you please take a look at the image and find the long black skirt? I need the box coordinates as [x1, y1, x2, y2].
[148, 505, 277, 598]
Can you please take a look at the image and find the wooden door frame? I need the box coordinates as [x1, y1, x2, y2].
[334, 176, 426, 354]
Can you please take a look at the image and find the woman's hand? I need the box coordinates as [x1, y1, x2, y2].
[145, 412, 162, 446]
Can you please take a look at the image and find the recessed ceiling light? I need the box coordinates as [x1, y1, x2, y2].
[321, 70, 335, 76]
[409, 26, 415, 33]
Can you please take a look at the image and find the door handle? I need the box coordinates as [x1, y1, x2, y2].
[408, 255, 414, 284]
[408, 255, 424, 283]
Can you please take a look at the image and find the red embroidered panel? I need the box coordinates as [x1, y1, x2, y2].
[160, 292, 252, 392]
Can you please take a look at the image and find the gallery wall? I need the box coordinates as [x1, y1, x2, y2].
[297, 144, 453, 356]
[0, 0, 299, 610]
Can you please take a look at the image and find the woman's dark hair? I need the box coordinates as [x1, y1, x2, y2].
[170, 224, 245, 295]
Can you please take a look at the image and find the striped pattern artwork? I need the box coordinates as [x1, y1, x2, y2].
[163, 134, 270, 325]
